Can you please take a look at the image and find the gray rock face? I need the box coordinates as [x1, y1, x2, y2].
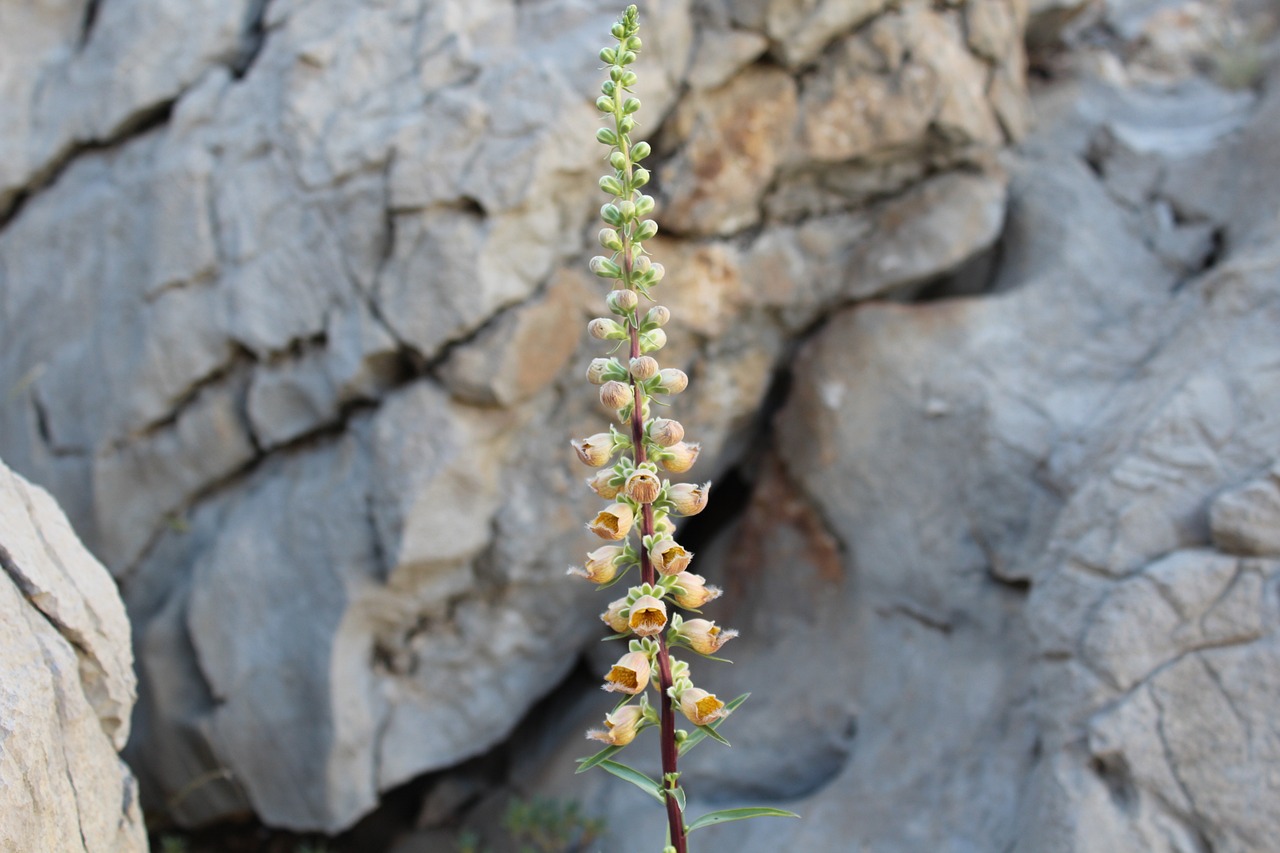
[0, 459, 145, 853]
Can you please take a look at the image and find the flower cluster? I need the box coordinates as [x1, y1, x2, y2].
[564, 7, 765, 851]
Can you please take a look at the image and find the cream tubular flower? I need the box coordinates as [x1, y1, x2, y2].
[678, 687, 726, 726]
[601, 597, 630, 633]
[675, 618, 737, 655]
[587, 703, 646, 746]
[585, 469, 621, 499]
[568, 545, 624, 584]
[660, 442, 700, 473]
[572, 433, 615, 467]
[623, 468, 661, 504]
[627, 594, 668, 637]
[588, 502, 634, 540]
[649, 538, 692, 577]
[671, 572, 721, 609]
[604, 650, 652, 694]
[668, 481, 710, 516]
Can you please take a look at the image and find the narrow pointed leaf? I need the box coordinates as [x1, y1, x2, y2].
[678, 693, 749, 756]
[668, 784, 686, 813]
[685, 807, 800, 833]
[575, 744, 624, 773]
[598, 759, 664, 803]
[695, 722, 731, 746]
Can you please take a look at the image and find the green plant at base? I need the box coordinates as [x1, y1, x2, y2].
[568, 7, 798, 852]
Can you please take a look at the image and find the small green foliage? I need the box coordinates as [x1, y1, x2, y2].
[502, 796, 605, 853]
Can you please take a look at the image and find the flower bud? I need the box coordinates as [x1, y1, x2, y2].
[599, 176, 624, 196]
[634, 219, 658, 241]
[629, 356, 659, 381]
[601, 597, 630, 633]
[571, 433, 615, 467]
[596, 127, 618, 146]
[675, 618, 738, 654]
[604, 650, 651, 694]
[628, 594, 668, 637]
[624, 468, 661, 504]
[649, 418, 684, 447]
[623, 96, 642, 114]
[635, 195, 655, 216]
[631, 140, 652, 161]
[619, 116, 636, 134]
[587, 703, 645, 746]
[569, 545, 625, 584]
[660, 442, 700, 473]
[649, 538, 692, 576]
[588, 502, 633, 540]
[601, 203, 623, 225]
[668, 481, 710, 516]
[657, 368, 688, 394]
[599, 48, 618, 65]
[586, 357, 615, 385]
[633, 167, 650, 188]
[607, 289, 638, 314]
[596, 94, 615, 112]
[585, 469, 621, 499]
[590, 255, 622, 279]
[671, 572, 721, 609]
[618, 200, 636, 221]
[645, 305, 670, 327]
[677, 686, 726, 726]
[640, 328, 667, 353]
[620, 70, 638, 88]
[599, 380, 632, 410]
[633, 254, 652, 275]
[588, 317, 626, 340]
[610, 151, 627, 171]
[599, 228, 623, 251]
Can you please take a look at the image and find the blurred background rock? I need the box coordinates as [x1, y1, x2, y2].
[1, 0, 1278, 850]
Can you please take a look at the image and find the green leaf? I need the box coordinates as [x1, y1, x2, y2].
[599, 631, 631, 642]
[685, 807, 800, 833]
[667, 784, 686, 813]
[695, 722, 731, 746]
[575, 744, 624, 773]
[678, 693, 748, 756]
[597, 760, 664, 803]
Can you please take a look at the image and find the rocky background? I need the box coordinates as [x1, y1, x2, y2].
[1, 0, 1278, 850]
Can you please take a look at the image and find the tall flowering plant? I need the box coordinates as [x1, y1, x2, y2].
[568, 7, 797, 851]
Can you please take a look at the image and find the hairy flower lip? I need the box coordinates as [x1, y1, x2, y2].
[677, 686, 726, 726]
[675, 618, 737, 654]
[588, 502, 634, 540]
[604, 650, 651, 694]
[649, 538, 692, 577]
[668, 481, 710, 515]
[624, 469, 661, 504]
[572, 433, 615, 467]
[628, 594, 668, 637]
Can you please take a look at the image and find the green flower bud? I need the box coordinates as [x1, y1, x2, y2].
[607, 289, 639, 314]
[620, 70, 638, 88]
[610, 66, 625, 83]
[590, 256, 623, 279]
[618, 200, 636, 221]
[635, 195, 655, 216]
[610, 151, 627, 170]
[645, 305, 671, 327]
[599, 228, 623, 251]
[619, 116, 635, 134]
[634, 219, 658, 241]
[599, 176, 624, 196]
[596, 95, 614, 112]
[600, 47, 618, 64]
[601, 204, 623, 226]
[619, 50, 637, 66]
[602, 80, 616, 95]
[633, 168, 651, 188]
[640, 328, 667, 353]
[631, 140, 651, 161]
[596, 127, 618, 146]
[627, 35, 642, 51]
[633, 254, 652, 275]
[611, 22, 626, 39]
[623, 97, 642, 115]
[586, 357, 618, 385]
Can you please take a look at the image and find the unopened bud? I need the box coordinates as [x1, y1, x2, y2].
[588, 502, 634, 540]
[671, 572, 721, 609]
[585, 469, 621, 499]
[635, 195, 655, 216]
[590, 255, 622, 279]
[599, 380, 632, 410]
[599, 228, 623, 251]
[631, 140, 652, 161]
[660, 441, 700, 473]
[571, 433, 615, 467]
[633, 254, 652, 275]
[645, 305, 670, 327]
[588, 317, 627, 340]
[586, 357, 615, 385]
[634, 219, 658, 241]
[640, 328, 667, 353]
[629, 356, 659, 380]
[624, 468, 661, 504]
[668, 481, 710, 515]
[657, 368, 688, 394]
[649, 538, 693, 576]
[607, 289, 638, 314]
[649, 418, 684, 447]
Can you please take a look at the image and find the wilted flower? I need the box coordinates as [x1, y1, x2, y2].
[670, 572, 721, 609]
[660, 442, 700, 473]
[649, 538, 692, 576]
[649, 418, 684, 447]
[568, 545, 625, 584]
[604, 650, 651, 694]
[572, 433, 615, 467]
[628, 594, 668, 637]
[668, 481, 710, 516]
[587, 703, 646, 746]
[600, 380, 632, 410]
[585, 469, 621, 499]
[601, 597, 630, 633]
[677, 687, 726, 726]
[624, 468, 661, 503]
[588, 503, 634, 540]
[674, 618, 737, 655]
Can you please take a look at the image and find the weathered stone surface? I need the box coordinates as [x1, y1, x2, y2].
[0, 459, 145, 852]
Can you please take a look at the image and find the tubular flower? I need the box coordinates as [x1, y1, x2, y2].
[587, 703, 646, 746]
[624, 468, 661, 503]
[585, 469, 621, 499]
[660, 442, 701, 473]
[677, 687, 726, 726]
[649, 538, 692, 577]
[675, 618, 738, 655]
[569, 545, 625, 584]
[601, 597, 630, 633]
[572, 433, 615, 467]
[668, 481, 710, 516]
[588, 502, 634, 540]
[604, 650, 652, 694]
[627, 594, 668, 637]
[671, 572, 721, 609]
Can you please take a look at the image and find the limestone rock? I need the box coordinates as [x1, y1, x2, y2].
[0, 459, 145, 852]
